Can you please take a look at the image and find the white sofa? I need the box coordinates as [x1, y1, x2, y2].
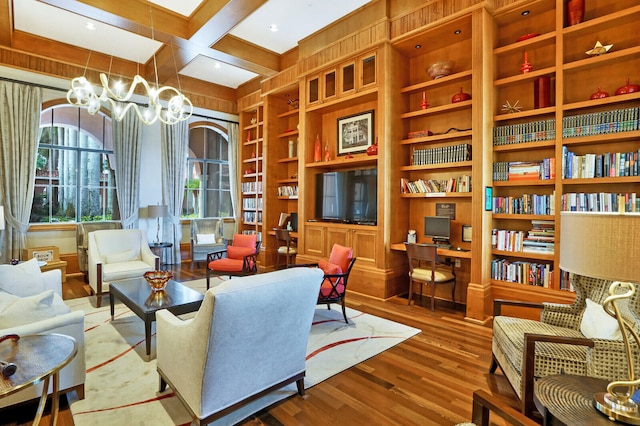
[0, 265, 85, 409]
[88, 229, 159, 307]
[156, 267, 323, 425]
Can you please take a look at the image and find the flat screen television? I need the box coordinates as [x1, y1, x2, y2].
[315, 168, 377, 225]
[424, 215, 451, 245]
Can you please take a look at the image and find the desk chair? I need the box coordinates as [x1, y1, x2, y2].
[405, 242, 456, 310]
[274, 228, 297, 268]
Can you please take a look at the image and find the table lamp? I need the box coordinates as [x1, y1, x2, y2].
[148, 204, 168, 245]
[560, 211, 640, 424]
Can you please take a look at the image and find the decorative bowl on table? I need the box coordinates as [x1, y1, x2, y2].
[144, 270, 173, 292]
[426, 61, 454, 80]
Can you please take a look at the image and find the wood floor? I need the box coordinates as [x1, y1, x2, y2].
[0, 263, 521, 426]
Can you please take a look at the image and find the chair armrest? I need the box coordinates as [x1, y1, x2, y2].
[206, 249, 227, 262]
[493, 299, 544, 316]
[471, 389, 538, 426]
[41, 269, 63, 296]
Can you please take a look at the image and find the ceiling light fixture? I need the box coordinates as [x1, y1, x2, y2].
[521, 10, 530, 16]
[67, 2, 192, 125]
[269, 24, 279, 32]
[454, 29, 462, 35]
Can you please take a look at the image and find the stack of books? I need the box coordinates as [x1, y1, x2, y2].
[522, 220, 555, 254]
[493, 159, 555, 182]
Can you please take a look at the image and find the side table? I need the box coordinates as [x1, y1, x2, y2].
[534, 374, 613, 425]
[0, 334, 77, 425]
[150, 242, 173, 269]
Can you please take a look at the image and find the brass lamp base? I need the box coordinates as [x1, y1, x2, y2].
[595, 392, 640, 425]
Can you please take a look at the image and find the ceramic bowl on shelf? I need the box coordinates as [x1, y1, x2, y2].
[615, 78, 640, 95]
[426, 61, 454, 80]
[451, 87, 471, 103]
[589, 87, 609, 100]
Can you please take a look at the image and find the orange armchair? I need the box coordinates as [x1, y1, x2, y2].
[206, 234, 261, 289]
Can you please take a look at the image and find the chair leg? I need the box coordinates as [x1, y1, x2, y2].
[489, 356, 499, 374]
[341, 300, 348, 324]
[451, 281, 456, 309]
[407, 280, 413, 305]
[430, 283, 436, 311]
[206, 266, 211, 290]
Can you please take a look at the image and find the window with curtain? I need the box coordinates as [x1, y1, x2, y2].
[184, 126, 232, 218]
[31, 105, 118, 223]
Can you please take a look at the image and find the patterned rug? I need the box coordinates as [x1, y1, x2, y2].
[65, 278, 420, 425]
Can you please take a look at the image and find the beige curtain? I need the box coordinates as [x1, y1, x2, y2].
[160, 120, 188, 264]
[112, 106, 143, 229]
[227, 122, 240, 235]
[0, 82, 42, 262]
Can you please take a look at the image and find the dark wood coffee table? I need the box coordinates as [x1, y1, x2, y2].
[109, 278, 204, 360]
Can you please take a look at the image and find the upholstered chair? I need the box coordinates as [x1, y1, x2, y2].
[205, 233, 260, 289]
[190, 218, 226, 268]
[274, 228, 297, 268]
[156, 268, 324, 425]
[404, 242, 456, 310]
[490, 273, 640, 417]
[76, 221, 122, 281]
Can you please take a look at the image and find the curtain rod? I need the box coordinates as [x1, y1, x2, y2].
[0, 75, 239, 124]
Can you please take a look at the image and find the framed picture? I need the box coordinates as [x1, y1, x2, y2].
[462, 225, 472, 242]
[337, 110, 374, 155]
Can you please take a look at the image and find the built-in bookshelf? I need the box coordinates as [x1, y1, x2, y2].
[238, 100, 264, 245]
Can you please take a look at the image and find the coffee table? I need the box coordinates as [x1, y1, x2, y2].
[109, 278, 204, 360]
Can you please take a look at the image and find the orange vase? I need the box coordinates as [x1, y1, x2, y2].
[314, 134, 322, 162]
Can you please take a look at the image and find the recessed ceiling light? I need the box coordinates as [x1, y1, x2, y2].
[521, 10, 530, 16]
[214, 63, 221, 69]
[454, 29, 462, 35]
[415, 44, 422, 49]
[86, 22, 96, 30]
[269, 24, 279, 32]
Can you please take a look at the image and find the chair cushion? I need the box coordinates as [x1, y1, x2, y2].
[319, 280, 345, 298]
[318, 260, 342, 275]
[227, 246, 255, 260]
[196, 233, 216, 245]
[0, 290, 70, 328]
[410, 267, 455, 283]
[233, 234, 257, 248]
[105, 249, 137, 264]
[0, 258, 45, 297]
[580, 298, 622, 340]
[102, 261, 154, 282]
[328, 244, 352, 272]
[208, 258, 244, 272]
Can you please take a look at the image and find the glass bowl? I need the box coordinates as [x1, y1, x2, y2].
[143, 270, 173, 292]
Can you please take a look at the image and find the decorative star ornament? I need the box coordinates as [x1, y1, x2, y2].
[586, 41, 613, 56]
[501, 100, 522, 114]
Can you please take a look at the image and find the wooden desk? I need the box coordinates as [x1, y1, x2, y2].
[267, 230, 298, 238]
[390, 242, 472, 259]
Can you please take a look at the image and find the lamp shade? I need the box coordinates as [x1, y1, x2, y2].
[559, 212, 640, 283]
[0, 206, 4, 231]
[148, 205, 168, 218]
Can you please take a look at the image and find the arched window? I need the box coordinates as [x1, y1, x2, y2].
[31, 104, 117, 223]
[184, 125, 232, 218]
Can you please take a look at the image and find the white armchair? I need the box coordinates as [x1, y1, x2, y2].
[88, 229, 159, 307]
[156, 267, 323, 425]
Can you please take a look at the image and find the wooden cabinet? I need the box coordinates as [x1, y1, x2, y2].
[303, 223, 378, 265]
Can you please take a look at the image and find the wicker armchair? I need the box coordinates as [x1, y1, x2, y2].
[490, 274, 640, 418]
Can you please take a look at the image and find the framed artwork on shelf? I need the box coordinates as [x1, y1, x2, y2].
[462, 225, 472, 242]
[337, 110, 374, 155]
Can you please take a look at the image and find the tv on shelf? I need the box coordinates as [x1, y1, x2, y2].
[315, 168, 377, 225]
[424, 215, 451, 246]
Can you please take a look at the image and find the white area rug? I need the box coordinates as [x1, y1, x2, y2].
[66, 278, 420, 425]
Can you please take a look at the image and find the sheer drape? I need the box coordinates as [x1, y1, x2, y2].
[160, 120, 188, 264]
[112, 106, 143, 229]
[0, 82, 42, 262]
[227, 122, 240, 235]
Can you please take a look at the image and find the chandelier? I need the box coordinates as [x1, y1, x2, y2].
[66, 3, 193, 126]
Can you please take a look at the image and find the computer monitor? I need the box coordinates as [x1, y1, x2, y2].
[424, 216, 451, 245]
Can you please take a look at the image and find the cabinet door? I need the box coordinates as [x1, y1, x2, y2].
[307, 74, 320, 106]
[351, 229, 377, 265]
[304, 225, 325, 256]
[360, 52, 376, 90]
[323, 69, 337, 101]
[339, 62, 356, 96]
[326, 227, 350, 252]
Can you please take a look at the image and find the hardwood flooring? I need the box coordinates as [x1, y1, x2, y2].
[0, 264, 520, 426]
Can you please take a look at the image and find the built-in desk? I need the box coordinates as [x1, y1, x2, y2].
[266, 230, 298, 238]
[390, 242, 472, 259]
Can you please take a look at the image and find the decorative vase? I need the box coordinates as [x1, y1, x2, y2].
[534, 76, 552, 108]
[314, 134, 322, 162]
[567, 0, 585, 26]
[520, 51, 533, 74]
[324, 143, 330, 161]
[366, 137, 378, 156]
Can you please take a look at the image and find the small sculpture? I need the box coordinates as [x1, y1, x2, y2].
[324, 143, 330, 161]
[421, 91, 429, 109]
[586, 41, 613, 56]
[501, 100, 522, 114]
[314, 134, 322, 162]
[520, 51, 533, 74]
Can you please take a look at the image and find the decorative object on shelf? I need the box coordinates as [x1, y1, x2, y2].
[148, 204, 168, 245]
[407, 230, 416, 244]
[534, 76, 552, 108]
[590, 87, 609, 100]
[559, 212, 640, 425]
[366, 136, 378, 156]
[143, 270, 173, 292]
[520, 51, 533, 73]
[501, 100, 522, 113]
[426, 61, 454, 80]
[246, 130, 251, 142]
[344, 153, 354, 159]
[421, 91, 429, 109]
[586, 41, 613, 56]
[337, 110, 374, 156]
[566, 0, 585, 26]
[285, 94, 299, 110]
[324, 143, 330, 161]
[251, 151, 256, 158]
[451, 87, 471, 103]
[516, 33, 540, 42]
[615, 78, 640, 95]
[314, 134, 322, 162]
[244, 167, 255, 175]
[250, 117, 257, 125]
[288, 140, 295, 158]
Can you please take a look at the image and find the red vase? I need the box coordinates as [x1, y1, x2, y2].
[314, 134, 322, 162]
[567, 0, 585, 26]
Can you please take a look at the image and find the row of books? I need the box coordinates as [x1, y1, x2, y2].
[492, 220, 555, 254]
[559, 270, 575, 292]
[411, 143, 471, 166]
[491, 258, 553, 288]
[493, 158, 555, 182]
[562, 147, 640, 179]
[277, 185, 299, 197]
[400, 175, 471, 194]
[561, 192, 640, 213]
[241, 230, 262, 241]
[493, 119, 556, 146]
[242, 197, 263, 210]
[242, 211, 262, 223]
[492, 191, 555, 215]
[241, 181, 263, 193]
[562, 106, 640, 138]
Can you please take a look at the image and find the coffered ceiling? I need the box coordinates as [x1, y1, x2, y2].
[5, 0, 371, 92]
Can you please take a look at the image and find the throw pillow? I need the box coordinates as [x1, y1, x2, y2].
[328, 244, 353, 273]
[318, 260, 342, 275]
[0, 290, 70, 328]
[580, 298, 623, 340]
[105, 249, 136, 264]
[0, 258, 46, 297]
[196, 233, 216, 245]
